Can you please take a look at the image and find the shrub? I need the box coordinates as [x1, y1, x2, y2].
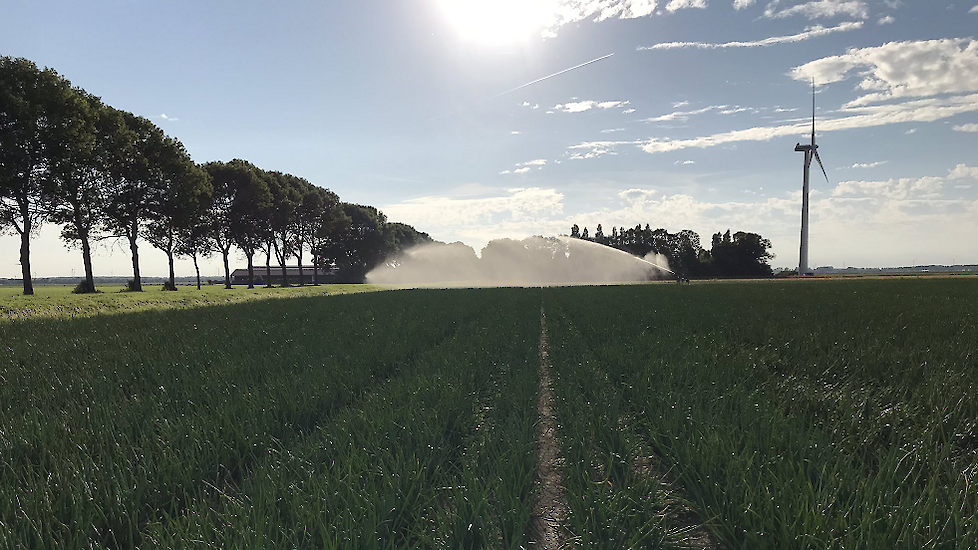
[71, 280, 97, 294]
[120, 279, 141, 292]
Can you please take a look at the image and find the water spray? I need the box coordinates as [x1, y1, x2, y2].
[367, 235, 676, 286]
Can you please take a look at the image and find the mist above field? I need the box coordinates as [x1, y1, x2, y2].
[365, 236, 672, 286]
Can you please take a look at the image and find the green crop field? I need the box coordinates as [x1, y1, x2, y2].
[1, 279, 976, 549]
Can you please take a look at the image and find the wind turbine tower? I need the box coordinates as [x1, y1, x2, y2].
[794, 81, 829, 276]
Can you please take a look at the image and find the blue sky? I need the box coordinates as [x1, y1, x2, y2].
[2, 0, 977, 277]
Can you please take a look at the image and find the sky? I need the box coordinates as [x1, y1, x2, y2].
[2, 0, 977, 277]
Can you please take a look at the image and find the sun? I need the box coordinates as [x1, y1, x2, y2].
[433, 0, 558, 46]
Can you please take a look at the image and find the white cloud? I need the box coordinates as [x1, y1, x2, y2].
[521, 102, 540, 109]
[159, 113, 179, 122]
[764, 0, 869, 20]
[639, 21, 862, 49]
[734, 0, 756, 9]
[953, 123, 978, 132]
[904, 128, 917, 134]
[970, 5, 978, 13]
[379, 165, 978, 268]
[600, 127, 627, 133]
[949, 164, 978, 180]
[666, 0, 708, 12]
[511, 131, 521, 135]
[382, 187, 564, 229]
[513, 167, 531, 174]
[674, 160, 696, 165]
[791, 39, 978, 107]
[553, 99, 630, 113]
[832, 176, 943, 199]
[643, 105, 723, 122]
[520, 159, 548, 166]
[568, 93, 978, 156]
[877, 14, 894, 24]
[623, 108, 637, 114]
[848, 161, 888, 169]
[566, 139, 623, 159]
[540, 0, 659, 37]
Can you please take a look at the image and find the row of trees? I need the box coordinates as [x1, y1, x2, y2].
[569, 223, 775, 278]
[1, 56, 428, 294]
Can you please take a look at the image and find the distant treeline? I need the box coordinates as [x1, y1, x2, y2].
[0, 56, 430, 295]
[569, 223, 775, 278]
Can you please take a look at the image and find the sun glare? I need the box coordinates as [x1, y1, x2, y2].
[433, 0, 558, 46]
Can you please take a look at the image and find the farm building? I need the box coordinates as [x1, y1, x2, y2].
[230, 266, 335, 286]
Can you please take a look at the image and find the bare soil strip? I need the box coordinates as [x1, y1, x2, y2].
[528, 307, 573, 549]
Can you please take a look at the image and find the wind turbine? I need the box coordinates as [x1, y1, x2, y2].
[794, 80, 829, 276]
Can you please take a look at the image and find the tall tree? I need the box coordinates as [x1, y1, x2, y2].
[292, 178, 322, 286]
[318, 203, 388, 283]
[102, 112, 165, 291]
[228, 162, 272, 288]
[202, 161, 236, 289]
[267, 171, 302, 286]
[0, 57, 80, 295]
[143, 136, 212, 290]
[46, 93, 120, 293]
[203, 160, 271, 289]
[175, 204, 213, 290]
[304, 186, 342, 285]
[711, 229, 774, 277]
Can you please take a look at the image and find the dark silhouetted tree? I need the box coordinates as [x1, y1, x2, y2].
[144, 137, 212, 290]
[102, 112, 166, 292]
[1, 57, 83, 295]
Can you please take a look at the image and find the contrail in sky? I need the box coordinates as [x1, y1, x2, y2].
[489, 53, 615, 100]
[427, 53, 614, 122]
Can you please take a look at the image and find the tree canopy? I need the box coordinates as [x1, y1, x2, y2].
[569, 223, 775, 278]
[1, 55, 430, 292]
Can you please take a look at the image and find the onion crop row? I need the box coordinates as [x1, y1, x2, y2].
[543, 279, 978, 549]
[0, 290, 521, 549]
[139, 288, 542, 549]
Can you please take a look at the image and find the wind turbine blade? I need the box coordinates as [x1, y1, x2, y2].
[814, 150, 829, 184]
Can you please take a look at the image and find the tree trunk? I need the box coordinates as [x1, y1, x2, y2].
[246, 252, 255, 289]
[264, 242, 273, 288]
[166, 250, 176, 291]
[128, 218, 142, 292]
[19, 215, 33, 296]
[274, 238, 289, 287]
[222, 248, 231, 289]
[167, 228, 177, 290]
[297, 247, 305, 286]
[80, 233, 96, 293]
[73, 201, 96, 293]
[193, 253, 201, 290]
[313, 257, 319, 286]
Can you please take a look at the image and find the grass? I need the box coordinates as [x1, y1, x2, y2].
[0, 283, 384, 322]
